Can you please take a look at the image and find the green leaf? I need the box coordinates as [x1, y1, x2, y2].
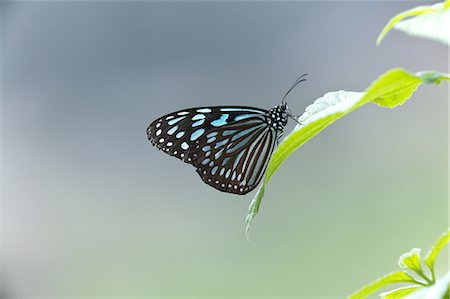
[445, 0, 450, 9]
[348, 271, 417, 299]
[424, 229, 450, 281]
[351, 231, 450, 299]
[394, 3, 450, 46]
[368, 70, 422, 108]
[376, 5, 436, 45]
[416, 71, 450, 85]
[377, 2, 450, 46]
[444, 285, 450, 299]
[397, 248, 432, 284]
[398, 248, 422, 274]
[245, 184, 265, 240]
[380, 286, 422, 299]
[246, 68, 430, 234]
[403, 272, 450, 299]
[246, 90, 364, 235]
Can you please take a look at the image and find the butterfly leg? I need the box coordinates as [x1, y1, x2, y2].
[276, 132, 284, 145]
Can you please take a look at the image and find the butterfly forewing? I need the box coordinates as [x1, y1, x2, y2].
[147, 106, 267, 161]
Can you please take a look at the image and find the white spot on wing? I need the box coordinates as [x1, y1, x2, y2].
[181, 142, 189, 150]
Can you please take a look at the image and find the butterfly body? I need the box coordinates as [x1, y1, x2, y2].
[147, 104, 289, 195]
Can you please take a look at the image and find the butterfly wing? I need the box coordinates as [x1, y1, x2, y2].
[147, 106, 268, 161]
[147, 106, 278, 195]
[191, 117, 277, 194]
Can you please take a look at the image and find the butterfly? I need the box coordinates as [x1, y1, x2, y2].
[147, 74, 307, 195]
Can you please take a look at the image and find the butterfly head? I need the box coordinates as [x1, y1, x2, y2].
[278, 73, 308, 126]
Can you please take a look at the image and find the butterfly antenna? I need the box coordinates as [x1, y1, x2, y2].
[288, 114, 302, 125]
[281, 73, 308, 105]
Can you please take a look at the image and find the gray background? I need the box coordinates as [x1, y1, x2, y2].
[2, 1, 448, 298]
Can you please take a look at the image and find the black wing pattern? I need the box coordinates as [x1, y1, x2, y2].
[147, 106, 279, 195]
[191, 116, 277, 194]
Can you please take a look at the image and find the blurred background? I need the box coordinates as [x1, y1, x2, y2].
[1, 1, 448, 298]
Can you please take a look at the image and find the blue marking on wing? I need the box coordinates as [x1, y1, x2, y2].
[222, 157, 231, 166]
[192, 114, 206, 120]
[234, 114, 258, 121]
[233, 150, 246, 169]
[223, 130, 236, 136]
[192, 119, 205, 127]
[167, 126, 178, 135]
[211, 114, 229, 127]
[214, 138, 229, 149]
[167, 116, 186, 125]
[220, 108, 264, 113]
[190, 128, 205, 141]
[231, 125, 264, 141]
[226, 131, 259, 154]
[206, 132, 218, 138]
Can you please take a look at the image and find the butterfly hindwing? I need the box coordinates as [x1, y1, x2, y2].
[190, 116, 277, 194]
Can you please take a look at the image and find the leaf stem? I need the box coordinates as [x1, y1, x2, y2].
[415, 270, 433, 285]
